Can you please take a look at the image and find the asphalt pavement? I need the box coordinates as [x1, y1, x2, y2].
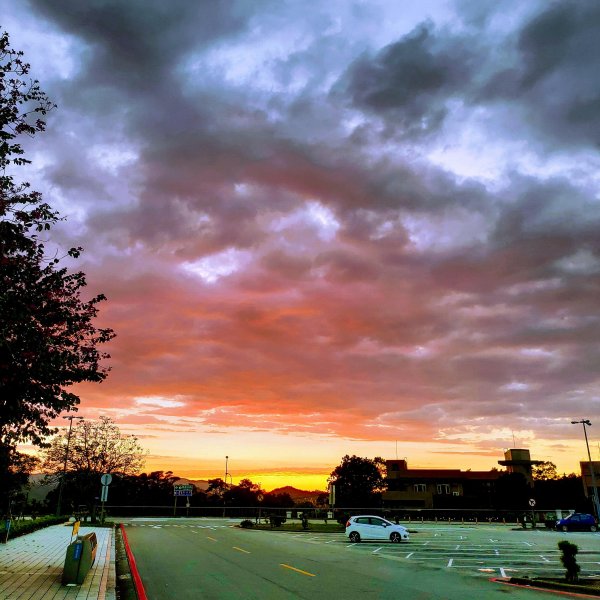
[122, 518, 555, 599]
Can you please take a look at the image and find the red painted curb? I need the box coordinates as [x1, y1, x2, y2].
[120, 523, 149, 600]
[490, 578, 600, 598]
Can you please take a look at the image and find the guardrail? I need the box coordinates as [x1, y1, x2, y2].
[97, 505, 573, 526]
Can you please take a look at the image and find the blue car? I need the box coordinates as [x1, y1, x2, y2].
[556, 513, 598, 532]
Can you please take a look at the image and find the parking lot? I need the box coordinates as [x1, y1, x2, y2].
[122, 518, 600, 582]
[287, 523, 600, 580]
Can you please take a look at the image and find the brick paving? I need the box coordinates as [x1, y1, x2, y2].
[0, 524, 115, 600]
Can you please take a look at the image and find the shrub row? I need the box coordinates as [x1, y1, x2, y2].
[1, 515, 67, 541]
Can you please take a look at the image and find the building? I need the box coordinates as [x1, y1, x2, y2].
[579, 461, 600, 508]
[497, 449, 542, 486]
[383, 459, 501, 509]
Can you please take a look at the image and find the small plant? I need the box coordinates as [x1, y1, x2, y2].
[558, 540, 580, 583]
[301, 513, 309, 530]
[240, 520, 254, 529]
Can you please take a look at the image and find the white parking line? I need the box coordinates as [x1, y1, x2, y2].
[372, 547, 382, 554]
[540, 555, 550, 563]
[405, 552, 414, 559]
[447, 559, 453, 567]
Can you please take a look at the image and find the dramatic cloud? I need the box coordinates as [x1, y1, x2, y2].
[6, 0, 600, 481]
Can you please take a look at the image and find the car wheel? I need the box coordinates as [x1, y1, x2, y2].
[590, 525, 598, 532]
[390, 532, 401, 543]
[561, 525, 569, 532]
[349, 531, 361, 543]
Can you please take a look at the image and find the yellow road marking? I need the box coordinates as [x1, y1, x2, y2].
[207, 536, 218, 542]
[280, 564, 316, 577]
[233, 546, 250, 554]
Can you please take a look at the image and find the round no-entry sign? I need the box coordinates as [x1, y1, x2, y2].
[528, 498, 536, 507]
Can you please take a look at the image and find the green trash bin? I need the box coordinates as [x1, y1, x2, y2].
[62, 532, 98, 585]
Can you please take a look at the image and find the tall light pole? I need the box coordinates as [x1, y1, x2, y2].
[223, 455, 229, 518]
[571, 419, 600, 519]
[56, 415, 83, 517]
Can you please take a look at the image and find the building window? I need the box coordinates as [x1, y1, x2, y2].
[414, 484, 426, 493]
[436, 484, 450, 495]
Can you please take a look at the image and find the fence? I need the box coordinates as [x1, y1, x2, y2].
[97, 505, 568, 526]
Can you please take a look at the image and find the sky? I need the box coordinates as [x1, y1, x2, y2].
[3, 0, 600, 491]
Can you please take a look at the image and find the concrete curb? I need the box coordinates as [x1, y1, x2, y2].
[491, 577, 600, 597]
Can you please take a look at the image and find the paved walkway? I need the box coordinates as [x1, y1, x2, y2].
[0, 524, 115, 600]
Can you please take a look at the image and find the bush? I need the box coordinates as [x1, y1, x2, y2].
[1, 515, 66, 541]
[240, 519, 254, 528]
[558, 540, 580, 583]
[269, 514, 286, 527]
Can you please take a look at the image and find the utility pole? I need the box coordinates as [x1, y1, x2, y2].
[56, 415, 83, 517]
[222, 455, 229, 518]
[571, 419, 600, 520]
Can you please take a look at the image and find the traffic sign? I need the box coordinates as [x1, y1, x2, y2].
[101, 473, 112, 486]
[174, 484, 194, 497]
[528, 498, 536, 507]
[101, 485, 109, 502]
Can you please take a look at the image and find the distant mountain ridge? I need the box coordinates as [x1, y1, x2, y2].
[269, 486, 326, 502]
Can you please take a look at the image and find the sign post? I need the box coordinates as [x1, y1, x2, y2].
[173, 484, 194, 517]
[4, 519, 11, 544]
[100, 473, 112, 524]
[529, 498, 536, 529]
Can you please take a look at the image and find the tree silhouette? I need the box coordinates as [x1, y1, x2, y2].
[329, 455, 386, 508]
[42, 417, 145, 511]
[0, 30, 114, 509]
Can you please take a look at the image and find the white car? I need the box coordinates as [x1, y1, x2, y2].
[345, 515, 409, 543]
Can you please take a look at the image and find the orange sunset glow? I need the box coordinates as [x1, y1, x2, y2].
[7, 0, 600, 490]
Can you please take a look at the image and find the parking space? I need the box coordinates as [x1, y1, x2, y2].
[280, 524, 600, 580]
[343, 524, 600, 580]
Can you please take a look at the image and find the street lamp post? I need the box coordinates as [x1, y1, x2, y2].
[56, 415, 83, 517]
[571, 419, 600, 519]
[223, 455, 229, 518]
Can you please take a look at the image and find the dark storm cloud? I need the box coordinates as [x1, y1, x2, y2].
[479, 0, 600, 148]
[341, 0, 600, 150]
[27, 0, 251, 91]
[340, 22, 477, 136]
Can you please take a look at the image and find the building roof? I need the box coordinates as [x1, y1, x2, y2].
[389, 469, 501, 481]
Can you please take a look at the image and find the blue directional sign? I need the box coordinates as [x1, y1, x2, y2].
[174, 484, 194, 497]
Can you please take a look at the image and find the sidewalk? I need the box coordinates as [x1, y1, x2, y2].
[0, 524, 115, 600]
